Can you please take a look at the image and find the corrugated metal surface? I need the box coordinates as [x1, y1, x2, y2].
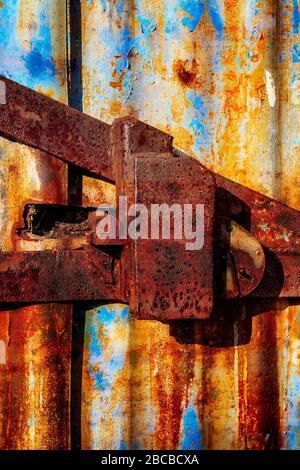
[0, 0, 71, 449]
[0, 0, 300, 450]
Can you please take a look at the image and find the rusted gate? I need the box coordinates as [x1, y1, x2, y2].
[0, 0, 300, 450]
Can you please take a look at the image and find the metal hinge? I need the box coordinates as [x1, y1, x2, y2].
[0, 76, 299, 321]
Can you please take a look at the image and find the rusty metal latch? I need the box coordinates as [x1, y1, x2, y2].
[0, 76, 299, 320]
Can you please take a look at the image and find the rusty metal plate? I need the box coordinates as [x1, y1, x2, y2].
[130, 155, 216, 320]
[0, 76, 112, 180]
[215, 173, 300, 298]
[0, 247, 122, 303]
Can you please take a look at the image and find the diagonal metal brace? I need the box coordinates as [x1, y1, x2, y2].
[0, 247, 123, 303]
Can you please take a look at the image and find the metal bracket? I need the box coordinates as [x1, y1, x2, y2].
[0, 76, 299, 320]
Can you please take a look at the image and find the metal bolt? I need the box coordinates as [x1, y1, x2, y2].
[239, 267, 252, 281]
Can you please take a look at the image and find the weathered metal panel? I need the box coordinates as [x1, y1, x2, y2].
[0, 0, 299, 451]
[81, 305, 131, 449]
[0, 0, 71, 449]
[80, 0, 300, 450]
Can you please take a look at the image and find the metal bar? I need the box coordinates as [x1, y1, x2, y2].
[0, 249, 121, 303]
[0, 75, 113, 180]
[215, 173, 300, 298]
[215, 173, 300, 255]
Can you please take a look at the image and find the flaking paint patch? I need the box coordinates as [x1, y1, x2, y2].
[82, 0, 158, 118]
[82, 305, 131, 449]
[0, 0, 67, 100]
[265, 69, 276, 107]
[180, 393, 202, 450]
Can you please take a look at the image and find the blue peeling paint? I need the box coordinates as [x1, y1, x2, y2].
[100, 0, 107, 12]
[209, 0, 224, 70]
[119, 440, 127, 450]
[25, 47, 56, 78]
[115, 0, 124, 19]
[179, 0, 223, 34]
[114, 12, 156, 78]
[292, 135, 300, 146]
[179, 0, 205, 32]
[137, 14, 157, 37]
[207, 0, 224, 37]
[292, 44, 300, 63]
[83, 0, 158, 110]
[186, 90, 211, 155]
[0, 1, 60, 97]
[165, 0, 223, 36]
[116, 27, 133, 73]
[292, 0, 300, 35]
[85, 304, 131, 449]
[286, 382, 300, 449]
[86, 305, 130, 393]
[30, 415, 36, 428]
[24, 14, 56, 78]
[180, 396, 202, 450]
[90, 370, 110, 392]
[164, 1, 179, 34]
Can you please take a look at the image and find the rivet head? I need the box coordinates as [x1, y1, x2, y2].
[255, 249, 262, 256]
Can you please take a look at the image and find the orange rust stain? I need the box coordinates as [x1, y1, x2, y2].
[173, 59, 201, 89]
[4, 304, 71, 450]
[171, 126, 195, 153]
[223, 71, 248, 118]
[173, 58, 214, 95]
[250, 54, 259, 63]
[239, 312, 281, 449]
[109, 70, 126, 90]
[254, 82, 267, 105]
[170, 96, 184, 123]
[216, 0, 275, 194]
[150, 327, 196, 450]
[224, 0, 246, 42]
[109, 100, 122, 116]
[109, 81, 122, 90]
[82, 176, 115, 208]
[257, 33, 266, 54]
[32, 86, 57, 100]
[195, 346, 238, 450]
